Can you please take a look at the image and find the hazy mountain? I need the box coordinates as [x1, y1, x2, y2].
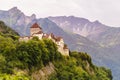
[0, 21, 112, 80]
[0, 7, 36, 36]
[48, 16, 120, 47]
[0, 7, 103, 62]
[48, 16, 120, 80]
[48, 16, 109, 37]
[0, 7, 100, 52]
[0, 7, 119, 80]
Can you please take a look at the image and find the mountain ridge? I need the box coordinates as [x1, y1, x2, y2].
[48, 16, 110, 37]
[0, 7, 119, 80]
[0, 20, 112, 80]
[48, 16, 120, 80]
[48, 16, 120, 47]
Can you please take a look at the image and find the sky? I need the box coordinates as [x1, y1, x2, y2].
[0, 0, 120, 27]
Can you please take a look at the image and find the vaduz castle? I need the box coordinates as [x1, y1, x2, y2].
[19, 23, 69, 56]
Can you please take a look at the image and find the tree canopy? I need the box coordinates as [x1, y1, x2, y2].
[0, 21, 112, 80]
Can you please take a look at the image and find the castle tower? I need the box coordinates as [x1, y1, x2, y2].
[20, 22, 69, 56]
[30, 23, 42, 36]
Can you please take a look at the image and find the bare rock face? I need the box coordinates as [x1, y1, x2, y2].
[31, 63, 55, 80]
[48, 16, 109, 38]
[0, 7, 37, 36]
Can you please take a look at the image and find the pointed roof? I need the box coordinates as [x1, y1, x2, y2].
[30, 23, 42, 29]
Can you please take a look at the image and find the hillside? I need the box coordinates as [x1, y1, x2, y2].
[0, 7, 118, 80]
[0, 21, 112, 80]
[48, 16, 120, 80]
[0, 21, 19, 36]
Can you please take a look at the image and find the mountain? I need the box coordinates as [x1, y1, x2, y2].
[48, 16, 120, 47]
[0, 20, 112, 80]
[48, 16, 109, 37]
[0, 7, 36, 36]
[0, 7, 101, 58]
[0, 7, 118, 80]
[48, 16, 120, 80]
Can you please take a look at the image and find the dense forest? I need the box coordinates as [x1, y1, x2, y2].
[0, 21, 112, 80]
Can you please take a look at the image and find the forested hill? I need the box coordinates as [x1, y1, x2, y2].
[0, 21, 112, 80]
[0, 21, 19, 36]
[0, 21, 19, 41]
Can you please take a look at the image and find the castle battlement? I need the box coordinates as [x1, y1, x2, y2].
[19, 23, 69, 56]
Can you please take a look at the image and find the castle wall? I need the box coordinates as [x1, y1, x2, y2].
[30, 28, 42, 35]
[19, 36, 33, 42]
[56, 39, 64, 48]
[63, 48, 69, 56]
[32, 33, 43, 40]
[58, 46, 69, 56]
[19, 23, 69, 56]
[47, 35, 56, 43]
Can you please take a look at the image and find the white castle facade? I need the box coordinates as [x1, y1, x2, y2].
[19, 23, 69, 56]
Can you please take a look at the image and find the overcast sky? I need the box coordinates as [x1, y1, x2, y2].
[0, 0, 120, 27]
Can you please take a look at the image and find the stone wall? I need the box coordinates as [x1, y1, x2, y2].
[56, 39, 64, 48]
[19, 23, 69, 56]
[32, 33, 43, 40]
[58, 46, 69, 56]
[63, 48, 69, 56]
[19, 36, 33, 42]
[30, 28, 42, 35]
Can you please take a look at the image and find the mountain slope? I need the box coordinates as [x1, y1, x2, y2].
[0, 7, 36, 36]
[0, 21, 112, 80]
[48, 16, 120, 80]
[48, 16, 120, 47]
[48, 16, 109, 37]
[0, 7, 118, 80]
[0, 8, 101, 59]
[0, 21, 19, 36]
[89, 27, 120, 47]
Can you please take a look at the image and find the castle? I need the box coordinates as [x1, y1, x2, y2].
[19, 23, 69, 56]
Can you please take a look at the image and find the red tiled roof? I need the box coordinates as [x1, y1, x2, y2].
[30, 23, 42, 29]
